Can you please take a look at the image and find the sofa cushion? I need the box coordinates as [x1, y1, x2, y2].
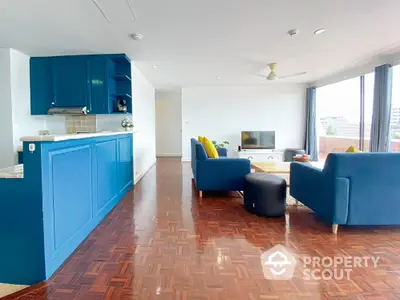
[345, 146, 360, 153]
[203, 137, 219, 158]
[198, 136, 204, 144]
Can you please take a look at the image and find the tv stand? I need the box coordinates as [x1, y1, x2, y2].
[232, 150, 283, 162]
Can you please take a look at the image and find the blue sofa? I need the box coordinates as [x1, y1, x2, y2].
[290, 153, 400, 233]
[191, 138, 251, 196]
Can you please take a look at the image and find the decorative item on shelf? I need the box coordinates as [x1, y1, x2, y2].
[294, 154, 311, 163]
[116, 97, 128, 113]
[212, 140, 229, 149]
[121, 117, 134, 131]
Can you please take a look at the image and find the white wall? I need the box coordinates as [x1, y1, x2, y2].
[45, 115, 66, 134]
[0, 49, 63, 167]
[155, 89, 182, 157]
[10, 49, 47, 154]
[132, 64, 156, 182]
[0, 49, 14, 168]
[181, 85, 306, 161]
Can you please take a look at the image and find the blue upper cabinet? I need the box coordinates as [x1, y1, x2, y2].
[30, 58, 54, 115]
[52, 56, 90, 110]
[89, 56, 109, 114]
[30, 54, 132, 115]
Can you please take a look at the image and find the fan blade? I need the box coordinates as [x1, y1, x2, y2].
[278, 71, 308, 79]
[268, 63, 277, 71]
[267, 71, 278, 80]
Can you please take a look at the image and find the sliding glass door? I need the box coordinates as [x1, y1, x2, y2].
[390, 65, 400, 152]
[316, 72, 375, 158]
[316, 78, 360, 159]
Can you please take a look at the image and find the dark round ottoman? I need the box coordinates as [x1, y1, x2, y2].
[244, 173, 287, 217]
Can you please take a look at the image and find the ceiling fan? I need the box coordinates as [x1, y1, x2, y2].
[256, 63, 307, 81]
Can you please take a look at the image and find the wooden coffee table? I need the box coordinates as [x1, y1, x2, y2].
[251, 161, 324, 174]
[251, 161, 291, 174]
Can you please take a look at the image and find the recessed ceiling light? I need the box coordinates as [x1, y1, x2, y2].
[129, 33, 143, 41]
[314, 28, 326, 35]
[216, 76, 221, 80]
[152, 65, 157, 68]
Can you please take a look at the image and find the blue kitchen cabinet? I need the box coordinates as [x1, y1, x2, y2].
[118, 135, 134, 191]
[95, 139, 118, 214]
[89, 54, 133, 114]
[43, 143, 94, 277]
[0, 133, 134, 285]
[89, 56, 109, 114]
[30, 58, 54, 115]
[52, 56, 90, 110]
[30, 54, 132, 115]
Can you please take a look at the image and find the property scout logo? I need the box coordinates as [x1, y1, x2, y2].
[261, 244, 380, 280]
[261, 245, 296, 280]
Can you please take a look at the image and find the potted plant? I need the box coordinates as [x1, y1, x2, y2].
[212, 140, 229, 156]
[212, 140, 230, 149]
[121, 117, 134, 131]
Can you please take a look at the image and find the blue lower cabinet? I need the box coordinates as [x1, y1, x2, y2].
[43, 144, 94, 276]
[0, 133, 133, 284]
[95, 140, 118, 214]
[118, 135, 134, 191]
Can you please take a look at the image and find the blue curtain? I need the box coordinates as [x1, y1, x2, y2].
[370, 64, 393, 152]
[304, 87, 318, 161]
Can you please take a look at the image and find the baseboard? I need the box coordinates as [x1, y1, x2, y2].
[134, 159, 157, 185]
[156, 153, 182, 158]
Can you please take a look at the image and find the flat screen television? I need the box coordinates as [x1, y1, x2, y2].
[241, 131, 275, 150]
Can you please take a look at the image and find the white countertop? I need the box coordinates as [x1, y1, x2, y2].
[20, 130, 135, 142]
[0, 164, 24, 179]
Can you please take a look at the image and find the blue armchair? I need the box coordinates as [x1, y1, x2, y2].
[191, 138, 250, 197]
[290, 153, 400, 233]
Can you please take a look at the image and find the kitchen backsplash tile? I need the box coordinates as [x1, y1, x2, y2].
[66, 115, 97, 134]
[45, 115, 131, 134]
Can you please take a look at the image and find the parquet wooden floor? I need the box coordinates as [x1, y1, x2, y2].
[7, 158, 400, 300]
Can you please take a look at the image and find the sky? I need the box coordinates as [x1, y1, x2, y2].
[317, 66, 400, 123]
[316, 73, 374, 123]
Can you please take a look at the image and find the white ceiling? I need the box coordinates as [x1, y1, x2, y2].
[1, 0, 400, 88]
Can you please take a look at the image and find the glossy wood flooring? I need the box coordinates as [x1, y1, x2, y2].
[8, 158, 400, 299]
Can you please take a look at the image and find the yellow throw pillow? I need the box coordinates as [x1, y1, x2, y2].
[345, 146, 360, 153]
[198, 136, 204, 144]
[202, 137, 219, 158]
